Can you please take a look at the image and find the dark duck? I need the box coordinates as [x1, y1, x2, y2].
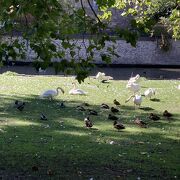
[84, 117, 93, 128]
[113, 121, 125, 130]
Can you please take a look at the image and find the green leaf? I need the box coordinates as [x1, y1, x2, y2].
[101, 54, 111, 64]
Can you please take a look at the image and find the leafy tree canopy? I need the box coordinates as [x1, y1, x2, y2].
[0, 0, 179, 82]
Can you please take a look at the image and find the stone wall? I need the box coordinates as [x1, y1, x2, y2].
[24, 38, 180, 65]
[99, 39, 180, 65]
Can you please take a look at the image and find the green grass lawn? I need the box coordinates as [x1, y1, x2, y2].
[0, 73, 179, 179]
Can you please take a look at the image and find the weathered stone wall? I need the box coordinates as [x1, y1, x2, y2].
[99, 39, 180, 65]
[24, 38, 180, 65]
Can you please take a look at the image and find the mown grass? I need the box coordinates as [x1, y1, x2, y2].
[0, 73, 179, 179]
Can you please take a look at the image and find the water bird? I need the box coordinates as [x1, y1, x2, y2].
[128, 74, 140, 83]
[149, 113, 160, 121]
[69, 82, 87, 95]
[15, 100, 24, 106]
[144, 88, 156, 99]
[38, 67, 46, 74]
[15, 100, 25, 111]
[108, 114, 118, 120]
[100, 103, 110, 109]
[76, 106, 86, 111]
[125, 94, 142, 108]
[111, 107, 119, 113]
[40, 87, 64, 100]
[40, 113, 47, 120]
[32, 166, 39, 171]
[134, 118, 147, 128]
[113, 99, 120, 106]
[113, 121, 125, 130]
[126, 82, 140, 94]
[82, 102, 90, 106]
[59, 102, 65, 108]
[163, 110, 172, 118]
[95, 72, 113, 82]
[17, 104, 25, 111]
[84, 117, 93, 128]
[47, 169, 53, 176]
[88, 109, 98, 115]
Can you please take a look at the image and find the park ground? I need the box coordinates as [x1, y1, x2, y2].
[0, 69, 179, 179]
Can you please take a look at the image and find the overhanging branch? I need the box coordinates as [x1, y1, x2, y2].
[87, 0, 101, 23]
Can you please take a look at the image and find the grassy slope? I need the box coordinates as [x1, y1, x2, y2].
[0, 74, 179, 179]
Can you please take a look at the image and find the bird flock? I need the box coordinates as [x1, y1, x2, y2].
[125, 74, 156, 108]
[13, 72, 173, 132]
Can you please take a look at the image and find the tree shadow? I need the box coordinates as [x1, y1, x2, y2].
[0, 94, 179, 179]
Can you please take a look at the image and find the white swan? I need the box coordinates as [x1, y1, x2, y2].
[125, 94, 142, 108]
[126, 82, 140, 94]
[69, 83, 87, 95]
[144, 88, 156, 99]
[96, 72, 105, 80]
[40, 87, 64, 100]
[38, 67, 46, 74]
[95, 72, 113, 82]
[128, 74, 140, 83]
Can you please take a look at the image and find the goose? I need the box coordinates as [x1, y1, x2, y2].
[69, 82, 87, 95]
[125, 94, 142, 108]
[149, 113, 160, 121]
[113, 121, 125, 130]
[144, 88, 156, 99]
[84, 117, 93, 128]
[113, 99, 120, 106]
[163, 110, 172, 118]
[134, 118, 147, 128]
[40, 87, 64, 100]
[95, 72, 113, 82]
[126, 82, 140, 94]
[178, 85, 180, 90]
[128, 74, 140, 83]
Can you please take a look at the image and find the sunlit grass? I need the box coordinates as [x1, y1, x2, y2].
[0, 74, 179, 179]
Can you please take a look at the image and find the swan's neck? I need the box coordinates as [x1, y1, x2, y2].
[57, 87, 64, 94]
[72, 83, 77, 90]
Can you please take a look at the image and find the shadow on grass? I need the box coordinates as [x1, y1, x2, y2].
[139, 107, 154, 111]
[150, 98, 161, 102]
[0, 94, 179, 179]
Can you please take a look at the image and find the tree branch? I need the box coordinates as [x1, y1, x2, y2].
[80, 0, 88, 59]
[87, 0, 101, 23]
[80, 0, 86, 16]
